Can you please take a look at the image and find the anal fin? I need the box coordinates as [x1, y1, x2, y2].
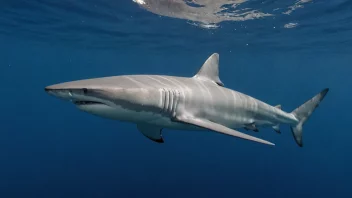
[137, 123, 164, 143]
[174, 115, 274, 146]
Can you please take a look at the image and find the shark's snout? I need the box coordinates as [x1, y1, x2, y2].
[44, 82, 108, 107]
[44, 86, 57, 96]
[44, 80, 87, 98]
[44, 86, 71, 101]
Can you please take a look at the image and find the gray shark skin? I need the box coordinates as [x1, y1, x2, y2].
[45, 53, 329, 147]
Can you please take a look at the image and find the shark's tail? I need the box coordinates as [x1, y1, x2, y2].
[290, 88, 329, 147]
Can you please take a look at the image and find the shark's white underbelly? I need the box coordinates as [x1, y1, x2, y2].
[76, 103, 202, 130]
[77, 104, 150, 122]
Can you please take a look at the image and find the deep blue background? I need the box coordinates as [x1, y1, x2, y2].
[0, 1, 351, 197]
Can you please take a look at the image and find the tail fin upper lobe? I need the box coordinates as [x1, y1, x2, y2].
[290, 88, 329, 147]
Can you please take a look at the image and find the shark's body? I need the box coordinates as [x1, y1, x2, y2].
[45, 53, 329, 147]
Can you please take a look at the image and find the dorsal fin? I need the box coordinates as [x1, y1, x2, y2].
[193, 53, 224, 86]
[275, 104, 282, 109]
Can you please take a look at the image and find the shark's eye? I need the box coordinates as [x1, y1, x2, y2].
[83, 88, 88, 94]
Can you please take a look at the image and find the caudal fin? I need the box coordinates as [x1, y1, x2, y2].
[290, 88, 329, 147]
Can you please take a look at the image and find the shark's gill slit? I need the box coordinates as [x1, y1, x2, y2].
[161, 88, 166, 113]
[160, 88, 179, 116]
[163, 88, 169, 114]
[167, 89, 173, 113]
[159, 88, 165, 113]
[171, 89, 178, 116]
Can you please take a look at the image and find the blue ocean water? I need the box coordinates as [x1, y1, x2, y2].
[0, 0, 351, 197]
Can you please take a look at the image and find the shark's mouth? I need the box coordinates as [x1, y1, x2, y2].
[74, 101, 105, 105]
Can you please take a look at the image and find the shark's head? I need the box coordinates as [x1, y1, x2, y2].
[45, 76, 162, 121]
[45, 78, 116, 116]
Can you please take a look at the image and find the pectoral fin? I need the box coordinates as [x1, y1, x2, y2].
[137, 123, 164, 143]
[174, 115, 275, 146]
